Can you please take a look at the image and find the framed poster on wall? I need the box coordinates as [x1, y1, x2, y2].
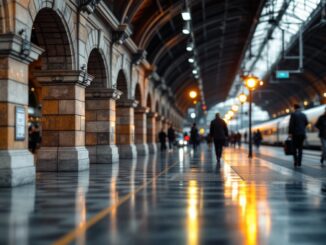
[15, 106, 26, 141]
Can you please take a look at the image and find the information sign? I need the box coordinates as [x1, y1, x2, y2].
[15, 106, 26, 141]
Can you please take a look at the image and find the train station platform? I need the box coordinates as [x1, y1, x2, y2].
[1, 145, 326, 245]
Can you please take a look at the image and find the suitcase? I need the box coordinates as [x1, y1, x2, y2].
[284, 138, 294, 155]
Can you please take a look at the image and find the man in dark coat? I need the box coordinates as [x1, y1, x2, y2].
[209, 113, 229, 164]
[167, 126, 176, 150]
[190, 123, 199, 150]
[288, 104, 308, 167]
[158, 129, 167, 151]
[315, 107, 326, 164]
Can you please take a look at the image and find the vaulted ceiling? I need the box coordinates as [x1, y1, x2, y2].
[106, 0, 265, 112]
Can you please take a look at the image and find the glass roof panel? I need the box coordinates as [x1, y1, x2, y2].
[229, 0, 321, 99]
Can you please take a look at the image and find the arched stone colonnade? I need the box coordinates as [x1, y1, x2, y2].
[0, 1, 184, 187]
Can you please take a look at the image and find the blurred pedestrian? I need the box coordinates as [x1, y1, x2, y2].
[288, 104, 308, 167]
[209, 113, 229, 164]
[158, 128, 167, 151]
[315, 107, 326, 165]
[253, 129, 262, 149]
[236, 132, 242, 148]
[30, 124, 41, 154]
[167, 125, 176, 150]
[190, 123, 199, 151]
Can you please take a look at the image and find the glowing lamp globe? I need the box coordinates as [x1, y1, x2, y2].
[189, 90, 197, 99]
[238, 93, 247, 104]
[232, 105, 239, 112]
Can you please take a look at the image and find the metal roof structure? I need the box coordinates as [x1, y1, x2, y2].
[106, 0, 265, 112]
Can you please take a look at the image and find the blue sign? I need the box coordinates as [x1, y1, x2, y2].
[276, 71, 290, 79]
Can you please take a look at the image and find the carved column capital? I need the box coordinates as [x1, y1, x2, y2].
[33, 70, 94, 88]
[147, 112, 157, 118]
[135, 106, 149, 114]
[116, 99, 138, 108]
[86, 88, 122, 100]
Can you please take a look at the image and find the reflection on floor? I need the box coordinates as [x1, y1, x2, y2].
[1, 145, 326, 244]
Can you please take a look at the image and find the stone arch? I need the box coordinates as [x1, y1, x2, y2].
[26, 1, 77, 69]
[85, 48, 114, 164]
[84, 30, 110, 82]
[87, 49, 107, 88]
[29, 7, 86, 171]
[30, 8, 73, 70]
[116, 70, 129, 99]
[134, 83, 142, 106]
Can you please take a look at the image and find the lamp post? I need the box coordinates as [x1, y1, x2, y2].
[242, 75, 262, 158]
[238, 93, 247, 130]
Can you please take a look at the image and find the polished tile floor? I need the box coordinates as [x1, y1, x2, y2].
[1, 145, 326, 245]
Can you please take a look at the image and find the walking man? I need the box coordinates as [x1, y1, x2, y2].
[315, 107, 326, 165]
[158, 128, 167, 151]
[288, 104, 308, 167]
[167, 125, 176, 150]
[190, 123, 199, 151]
[209, 113, 229, 164]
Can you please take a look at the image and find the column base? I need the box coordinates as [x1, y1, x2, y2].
[135, 143, 149, 156]
[0, 150, 35, 187]
[87, 145, 119, 164]
[37, 147, 89, 172]
[147, 143, 157, 154]
[118, 144, 137, 159]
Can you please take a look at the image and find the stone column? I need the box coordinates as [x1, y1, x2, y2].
[34, 70, 93, 172]
[85, 88, 121, 164]
[0, 34, 43, 187]
[147, 112, 157, 153]
[116, 99, 138, 159]
[134, 107, 149, 156]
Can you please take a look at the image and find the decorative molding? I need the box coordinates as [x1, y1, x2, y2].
[132, 50, 147, 65]
[78, 0, 102, 14]
[0, 34, 44, 64]
[112, 24, 131, 45]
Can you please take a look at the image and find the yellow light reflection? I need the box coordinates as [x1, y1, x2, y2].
[222, 162, 271, 245]
[187, 180, 200, 245]
[75, 187, 86, 245]
[110, 164, 119, 241]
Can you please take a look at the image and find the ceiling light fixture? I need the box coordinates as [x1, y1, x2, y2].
[181, 8, 191, 21]
[182, 21, 190, 34]
[186, 42, 193, 51]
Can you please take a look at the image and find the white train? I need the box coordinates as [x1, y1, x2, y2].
[245, 105, 326, 148]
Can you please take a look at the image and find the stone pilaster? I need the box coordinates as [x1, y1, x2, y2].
[134, 106, 149, 156]
[85, 88, 122, 164]
[116, 99, 138, 159]
[34, 70, 93, 172]
[146, 112, 157, 153]
[0, 34, 43, 187]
